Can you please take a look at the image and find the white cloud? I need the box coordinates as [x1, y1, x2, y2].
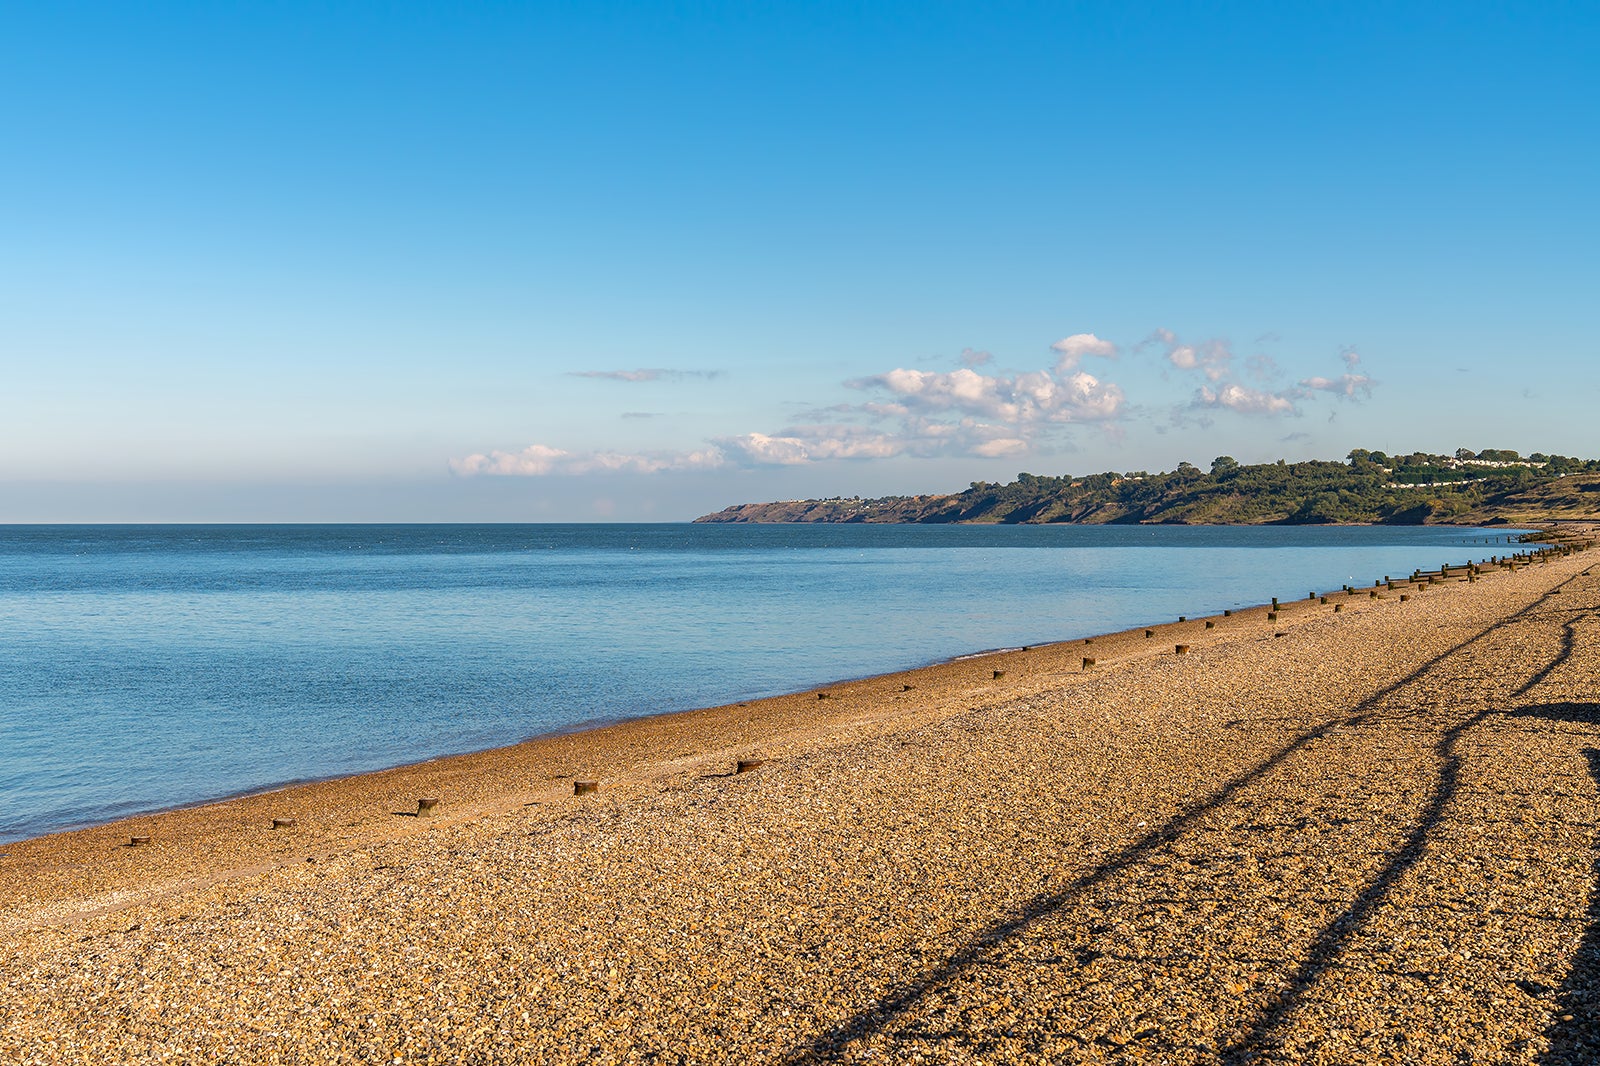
[972, 437, 1030, 457]
[1058, 370, 1126, 420]
[1149, 329, 1233, 381]
[1049, 333, 1118, 371]
[452, 426, 910, 477]
[450, 443, 726, 477]
[717, 426, 906, 465]
[960, 348, 993, 367]
[450, 443, 570, 476]
[865, 367, 995, 411]
[850, 366, 1124, 425]
[1299, 349, 1375, 399]
[712, 434, 811, 466]
[1194, 383, 1297, 415]
[1154, 330, 1378, 417]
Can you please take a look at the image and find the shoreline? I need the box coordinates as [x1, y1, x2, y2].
[4, 534, 1598, 1060]
[3, 521, 1542, 851]
[0, 534, 1581, 906]
[0, 521, 1568, 845]
[1, 527, 1573, 854]
[0, 528, 1558, 852]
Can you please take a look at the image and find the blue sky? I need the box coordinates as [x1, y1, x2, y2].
[3, 2, 1596, 520]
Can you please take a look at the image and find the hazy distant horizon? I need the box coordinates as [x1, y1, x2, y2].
[1, 438, 1586, 525]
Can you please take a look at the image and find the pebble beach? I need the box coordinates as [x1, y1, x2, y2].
[4, 536, 1599, 1064]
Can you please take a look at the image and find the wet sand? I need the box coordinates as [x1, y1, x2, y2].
[4, 538, 1599, 1063]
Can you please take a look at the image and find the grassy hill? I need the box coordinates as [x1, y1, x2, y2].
[1451, 476, 1600, 526]
[696, 449, 1600, 526]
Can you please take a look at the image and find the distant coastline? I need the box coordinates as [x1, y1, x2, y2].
[697, 447, 1600, 526]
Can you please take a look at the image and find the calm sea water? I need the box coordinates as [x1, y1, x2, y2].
[0, 523, 1524, 844]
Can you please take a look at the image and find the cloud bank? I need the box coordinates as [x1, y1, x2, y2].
[1150, 329, 1378, 418]
[453, 329, 1379, 476]
[450, 443, 726, 476]
[847, 365, 1124, 426]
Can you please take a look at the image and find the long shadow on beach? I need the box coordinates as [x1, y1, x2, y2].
[777, 582, 1585, 1063]
[1532, 714, 1600, 1066]
[1220, 615, 1591, 1060]
[1215, 706, 1490, 1061]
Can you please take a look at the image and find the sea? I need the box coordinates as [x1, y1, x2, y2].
[0, 523, 1526, 844]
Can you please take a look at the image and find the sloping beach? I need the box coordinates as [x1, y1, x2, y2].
[3, 539, 1598, 1063]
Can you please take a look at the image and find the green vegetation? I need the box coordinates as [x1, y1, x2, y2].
[697, 448, 1600, 525]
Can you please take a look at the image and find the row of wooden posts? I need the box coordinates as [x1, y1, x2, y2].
[124, 759, 777, 844]
[1076, 538, 1593, 674]
[123, 538, 1593, 846]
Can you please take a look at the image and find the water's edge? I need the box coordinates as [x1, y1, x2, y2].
[5, 528, 1549, 846]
